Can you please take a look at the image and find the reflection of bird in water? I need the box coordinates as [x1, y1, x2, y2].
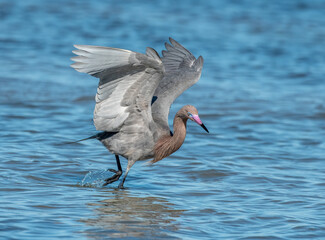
[82, 190, 184, 238]
[71, 38, 209, 188]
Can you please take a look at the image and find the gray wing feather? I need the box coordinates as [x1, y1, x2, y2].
[71, 45, 164, 132]
[152, 38, 204, 131]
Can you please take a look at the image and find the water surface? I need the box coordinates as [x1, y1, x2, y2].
[1, 0, 325, 239]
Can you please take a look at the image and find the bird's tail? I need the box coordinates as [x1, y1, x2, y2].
[75, 135, 98, 143]
[66, 131, 115, 144]
[63, 135, 97, 144]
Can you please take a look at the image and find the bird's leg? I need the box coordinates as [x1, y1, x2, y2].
[118, 160, 135, 189]
[103, 155, 122, 186]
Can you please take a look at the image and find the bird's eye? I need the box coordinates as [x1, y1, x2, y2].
[187, 112, 192, 117]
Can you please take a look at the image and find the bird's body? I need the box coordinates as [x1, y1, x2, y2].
[71, 38, 208, 188]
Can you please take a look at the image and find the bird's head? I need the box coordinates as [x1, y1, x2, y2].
[183, 105, 209, 133]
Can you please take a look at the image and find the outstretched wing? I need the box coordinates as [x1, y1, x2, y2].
[71, 45, 164, 132]
[151, 38, 204, 131]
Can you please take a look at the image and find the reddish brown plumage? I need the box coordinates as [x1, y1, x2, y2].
[151, 105, 199, 164]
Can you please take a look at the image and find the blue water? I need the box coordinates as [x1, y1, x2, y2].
[1, 0, 325, 239]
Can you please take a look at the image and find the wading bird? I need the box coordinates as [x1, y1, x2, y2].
[71, 38, 208, 188]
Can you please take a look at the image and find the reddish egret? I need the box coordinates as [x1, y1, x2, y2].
[71, 38, 208, 188]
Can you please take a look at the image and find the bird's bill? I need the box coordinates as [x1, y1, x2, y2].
[192, 114, 209, 133]
[200, 123, 209, 133]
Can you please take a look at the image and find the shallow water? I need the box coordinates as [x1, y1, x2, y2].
[1, 0, 325, 239]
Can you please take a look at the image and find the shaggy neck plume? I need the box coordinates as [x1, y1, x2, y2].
[152, 114, 188, 163]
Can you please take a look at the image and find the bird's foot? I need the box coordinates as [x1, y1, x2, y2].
[103, 169, 122, 186]
[118, 182, 125, 189]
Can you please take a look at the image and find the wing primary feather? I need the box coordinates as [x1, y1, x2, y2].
[146, 47, 161, 61]
[169, 38, 192, 55]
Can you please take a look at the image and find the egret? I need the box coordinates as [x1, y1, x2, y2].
[71, 38, 209, 188]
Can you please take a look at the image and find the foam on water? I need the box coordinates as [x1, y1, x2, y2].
[79, 170, 114, 188]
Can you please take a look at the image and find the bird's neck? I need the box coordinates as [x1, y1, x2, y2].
[171, 115, 187, 149]
[152, 115, 187, 163]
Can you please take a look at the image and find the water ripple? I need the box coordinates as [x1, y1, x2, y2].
[1, 0, 325, 239]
